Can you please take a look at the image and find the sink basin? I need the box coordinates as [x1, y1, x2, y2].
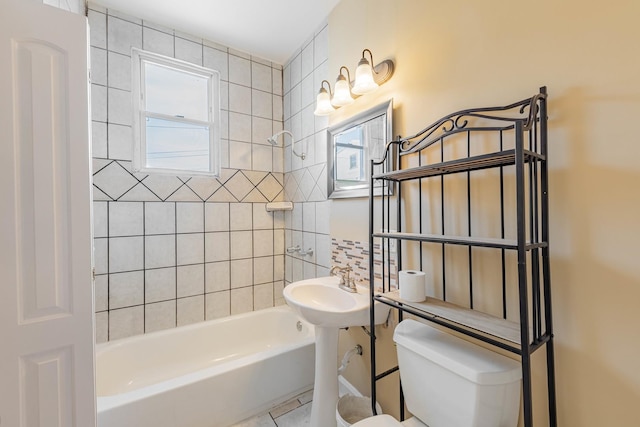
[283, 276, 390, 328]
[289, 285, 356, 310]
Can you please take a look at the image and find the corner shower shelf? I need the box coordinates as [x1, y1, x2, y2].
[368, 88, 557, 427]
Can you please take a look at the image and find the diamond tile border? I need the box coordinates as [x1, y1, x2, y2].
[92, 161, 284, 203]
[282, 165, 327, 203]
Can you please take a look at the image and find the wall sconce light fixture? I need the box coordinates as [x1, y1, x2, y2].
[332, 66, 355, 107]
[314, 80, 336, 115]
[314, 49, 394, 116]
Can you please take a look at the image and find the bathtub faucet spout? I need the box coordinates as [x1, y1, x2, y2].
[330, 264, 357, 293]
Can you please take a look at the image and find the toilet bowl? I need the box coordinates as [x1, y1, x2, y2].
[353, 319, 522, 427]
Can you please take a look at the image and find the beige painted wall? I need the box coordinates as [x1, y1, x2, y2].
[329, 0, 640, 425]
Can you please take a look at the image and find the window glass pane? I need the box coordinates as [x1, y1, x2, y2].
[336, 146, 365, 182]
[336, 126, 363, 146]
[145, 62, 209, 122]
[335, 125, 365, 184]
[145, 117, 210, 172]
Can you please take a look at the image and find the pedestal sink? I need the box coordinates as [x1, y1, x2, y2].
[283, 276, 391, 427]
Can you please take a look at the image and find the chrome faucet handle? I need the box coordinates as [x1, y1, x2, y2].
[286, 245, 301, 254]
[339, 276, 358, 293]
[335, 264, 357, 293]
[343, 264, 352, 281]
[330, 264, 351, 286]
[329, 265, 345, 284]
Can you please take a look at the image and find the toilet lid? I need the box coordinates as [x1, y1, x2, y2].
[351, 414, 403, 427]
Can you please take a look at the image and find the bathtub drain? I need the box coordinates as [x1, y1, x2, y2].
[296, 321, 302, 331]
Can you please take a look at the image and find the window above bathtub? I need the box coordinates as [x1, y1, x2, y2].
[132, 48, 221, 177]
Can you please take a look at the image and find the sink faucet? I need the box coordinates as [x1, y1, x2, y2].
[330, 264, 357, 293]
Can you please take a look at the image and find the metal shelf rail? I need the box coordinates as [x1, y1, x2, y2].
[368, 87, 557, 427]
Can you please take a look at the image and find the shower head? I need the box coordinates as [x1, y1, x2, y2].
[267, 130, 306, 160]
[266, 130, 294, 146]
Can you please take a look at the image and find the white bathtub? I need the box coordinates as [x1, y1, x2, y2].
[96, 305, 315, 427]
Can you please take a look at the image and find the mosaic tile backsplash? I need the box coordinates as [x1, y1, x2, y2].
[331, 238, 398, 290]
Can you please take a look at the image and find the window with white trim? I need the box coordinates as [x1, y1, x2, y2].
[132, 48, 220, 177]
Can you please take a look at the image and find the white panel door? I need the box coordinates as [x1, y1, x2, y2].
[0, 1, 96, 426]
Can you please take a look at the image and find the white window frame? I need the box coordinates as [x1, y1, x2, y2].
[132, 48, 221, 177]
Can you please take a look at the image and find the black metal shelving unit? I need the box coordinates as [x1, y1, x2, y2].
[368, 87, 557, 427]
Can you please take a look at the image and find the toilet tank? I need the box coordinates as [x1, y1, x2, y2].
[393, 319, 522, 427]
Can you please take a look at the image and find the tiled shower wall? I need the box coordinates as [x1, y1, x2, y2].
[88, 4, 287, 342]
[281, 27, 389, 287]
[282, 23, 332, 284]
[42, 0, 84, 14]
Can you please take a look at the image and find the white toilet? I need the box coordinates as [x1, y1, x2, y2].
[353, 319, 522, 427]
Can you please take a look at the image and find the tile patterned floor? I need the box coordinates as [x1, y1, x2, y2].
[230, 390, 313, 427]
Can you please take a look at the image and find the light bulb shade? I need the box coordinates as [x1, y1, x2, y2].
[332, 75, 354, 107]
[314, 87, 335, 116]
[352, 58, 379, 95]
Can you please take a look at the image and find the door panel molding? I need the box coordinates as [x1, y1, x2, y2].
[13, 40, 73, 323]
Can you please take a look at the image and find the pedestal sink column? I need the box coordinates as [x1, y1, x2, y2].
[310, 326, 339, 427]
[282, 277, 390, 426]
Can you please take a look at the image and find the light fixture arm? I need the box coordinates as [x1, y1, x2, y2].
[339, 65, 352, 83]
[365, 49, 394, 85]
[362, 49, 375, 69]
[321, 79, 333, 96]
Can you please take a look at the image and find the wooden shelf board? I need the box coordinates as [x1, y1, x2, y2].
[373, 231, 517, 249]
[373, 232, 547, 250]
[377, 290, 523, 345]
[373, 149, 544, 182]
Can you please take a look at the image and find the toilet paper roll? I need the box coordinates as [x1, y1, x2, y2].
[399, 270, 426, 302]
